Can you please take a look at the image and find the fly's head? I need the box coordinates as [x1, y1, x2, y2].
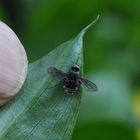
[71, 65, 80, 74]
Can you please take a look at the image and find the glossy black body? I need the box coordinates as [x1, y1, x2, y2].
[48, 65, 97, 95]
[63, 69, 81, 95]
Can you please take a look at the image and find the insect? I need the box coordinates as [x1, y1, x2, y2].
[48, 65, 97, 95]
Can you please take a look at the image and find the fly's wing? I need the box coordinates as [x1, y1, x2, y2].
[80, 77, 97, 91]
[48, 67, 67, 80]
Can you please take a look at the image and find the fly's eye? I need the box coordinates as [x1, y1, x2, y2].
[71, 65, 80, 72]
[75, 67, 79, 71]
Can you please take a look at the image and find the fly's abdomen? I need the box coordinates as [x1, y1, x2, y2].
[63, 79, 79, 95]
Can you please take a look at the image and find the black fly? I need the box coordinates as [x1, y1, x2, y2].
[48, 65, 97, 95]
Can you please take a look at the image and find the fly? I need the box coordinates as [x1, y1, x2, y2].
[48, 65, 97, 95]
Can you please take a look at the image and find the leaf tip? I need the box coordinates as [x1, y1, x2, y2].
[78, 15, 100, 38]
[87, 14, 100, 28]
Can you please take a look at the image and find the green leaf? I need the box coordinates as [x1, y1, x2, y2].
[0, 16, 99, 140]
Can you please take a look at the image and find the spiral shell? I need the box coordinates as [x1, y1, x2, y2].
[0, 21, 28, 106]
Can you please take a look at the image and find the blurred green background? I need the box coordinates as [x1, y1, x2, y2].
[0, 0, 140, 139]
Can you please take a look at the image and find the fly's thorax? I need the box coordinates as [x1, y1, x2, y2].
[68, 71, 79, 80]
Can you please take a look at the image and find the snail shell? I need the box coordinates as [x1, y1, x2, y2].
[0, 21, 28, 106]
